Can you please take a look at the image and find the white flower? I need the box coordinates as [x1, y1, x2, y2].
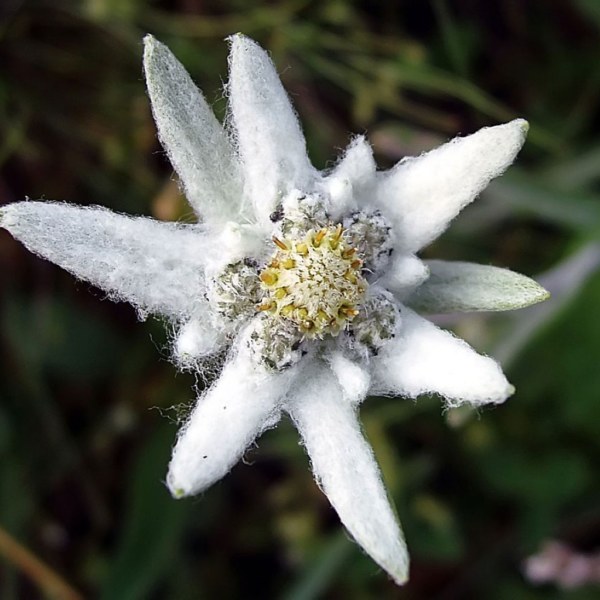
[0, 34, 549, 585]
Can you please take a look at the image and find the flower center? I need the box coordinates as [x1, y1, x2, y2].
[258, 224, 368, 338]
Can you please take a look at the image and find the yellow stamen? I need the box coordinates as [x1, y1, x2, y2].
[351, 259, 362, 270]
[297, 307, 309, 320]
[329, 224, 343, 250]
[281, 258, 295, 269]
[339, 306, 359, 318]
[281, 304, 295, 317]
[296, 242, 308, 255]
[273, 237, 288, 251]
[275, 288, 287, 299]
[313, 229, 327, 247]
[343, 270, 357, 283]
[317, 309, 329, 322]
[342, 248, 356, 259]
[260, 270, 278, 286]
[257, 301, 275, 312]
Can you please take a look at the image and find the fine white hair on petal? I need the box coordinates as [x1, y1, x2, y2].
[227, 34, 315, 228]
[326, 351, 370, 405]
[143, 35, 243, 224]
[173, 318, 227, 368]
[379, 254, 430, 300]
[209, 221, 268, 273]
[407, 259, 551, 313]
[370, 306, 514, 407]
[167, 320, 297, 498]
[375, 119, 529, 252]
[286, 363, 409, 586]
[0, 201, 216, 321]
[321, 135, 377, 220]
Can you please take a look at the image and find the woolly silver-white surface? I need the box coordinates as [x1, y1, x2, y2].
[380, 254, 430, 298]
[376, 119, 528, 252]
[408, 260, 551, 313]
[227, 34, 315, 228]
[143, 35, 242, 224]
[0, 201, 214, 320]
[167, 322, 296, 497]
[370, 307, 513, 406]
[174, 318, 226, 366]
[322, 135, 376, 219]
[326, 351, 371, 405]
[0, 34, 550, 588]
[287, 363, 409, 585]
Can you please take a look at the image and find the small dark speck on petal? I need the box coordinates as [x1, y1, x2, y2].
[203, 455, 207, 459]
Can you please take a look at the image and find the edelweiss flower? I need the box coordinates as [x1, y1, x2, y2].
[0, 35, 549, 585]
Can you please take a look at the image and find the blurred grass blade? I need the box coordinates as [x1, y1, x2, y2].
[432, 0, 468, 76]
[284, 532, 352, 600]
[542, 145, 600, 190]
[486, 170, 600, 232]
[493, 242, 600, 366]
[100, 426, 189, 600]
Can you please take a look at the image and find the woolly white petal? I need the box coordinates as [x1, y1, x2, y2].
[173, 318, 226, 368]
[322, 135, 376, 220]
[227, 34, 314, 226]
[144, 35, 242, 224]
[370, 307, 513, 406]
[326, 351, 370, 405]
[379, 254, 430, 300]
[167, 324, 296, 497]
[287, 363, 409, 586]
[376, 119, 528, 252]
[407, 260, 550, 313]
[0, 201, 215, 320]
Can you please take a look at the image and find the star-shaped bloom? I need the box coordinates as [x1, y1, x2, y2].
[0, 35, 549, 585]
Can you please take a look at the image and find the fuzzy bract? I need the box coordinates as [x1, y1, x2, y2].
[0, 34, 550, 586]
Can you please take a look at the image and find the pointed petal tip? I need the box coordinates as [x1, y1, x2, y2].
[1, 201, 24, 230]
[142, 34, 167, 67]
[378, 546, 410, 586]
[487, 118, 529, 147]
[166, 470, 198, 499]
[143, 33, 158, 56]
[226, 32, 260, 57]
[516, 118, 530, 134]
[170, 487, 186, 500]
[390, 566, 410, 586]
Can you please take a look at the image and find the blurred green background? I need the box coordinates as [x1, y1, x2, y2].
[1, 0, 599, 598]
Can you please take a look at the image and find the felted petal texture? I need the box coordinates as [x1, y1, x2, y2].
[370, 307, 513, 406]
[376, 119, 528, 252]
[167, 321, 296, 497]
[173, 318, 227, 367]
[0, 201, 214, 320]
[379, 254, 430, 299]
[227, 34, 314, 227]
[408, 260, 550, 313]
[287, 363, 409, 585]
[326, 351, 371, 405]
[144, 35, 242, 224]
[322, 135, 376, 219]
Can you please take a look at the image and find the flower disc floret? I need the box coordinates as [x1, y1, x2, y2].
[259, 224, 368, 338]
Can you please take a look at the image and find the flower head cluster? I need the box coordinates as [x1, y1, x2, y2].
[0, 34, 549, 585]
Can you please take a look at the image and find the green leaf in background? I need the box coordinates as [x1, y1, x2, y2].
[100, 424, 189, 600]
[2, 294, 127, 382]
